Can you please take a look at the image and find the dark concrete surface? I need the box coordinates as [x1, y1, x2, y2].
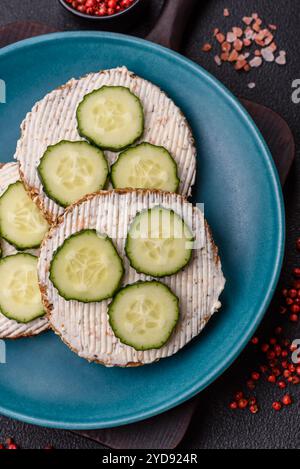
[0, 0, 300, 449]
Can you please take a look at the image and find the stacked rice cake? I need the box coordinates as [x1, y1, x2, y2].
[0, 163, 48, 339]
[39, 190, 225, 367]
[14, 66, 197, 223]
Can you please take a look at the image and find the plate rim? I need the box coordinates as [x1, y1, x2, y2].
[0, 31, 285, 429]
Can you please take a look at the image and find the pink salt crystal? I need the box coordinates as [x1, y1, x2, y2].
[214, 55, 222, 66]
[243, 16, 253, 25]
[268, 42, 277, 52]
[249, 56, 263, 67]
[245, 29, 255, 40]
[224, 8, 230, 17]
[255, 30, 268, 41]
[264, 34, 274, 46]
[275, 52, 287, 65]
[261, 47, 275, 62]
[226, 32, 236, 43]
[232, 27, 243, 37]
[216, 32, 226, 43]
[233, 39, 243, 51]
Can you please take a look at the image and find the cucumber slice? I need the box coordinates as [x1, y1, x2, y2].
[77, 86, 144, 151]
[37, 141, 109, 207]
[0, 254, 45, 323]
[108, 281, 179, 351]
[50, 229, 124, 302]
[126, 207, 194, 277]
[111, 143, 180, 192]
[0, 182, 49, 250]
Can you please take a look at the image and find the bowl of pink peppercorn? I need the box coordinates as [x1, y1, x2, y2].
[58, 0, 144, 24]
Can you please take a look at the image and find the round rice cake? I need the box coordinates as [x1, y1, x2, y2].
[39, 190, 225, 367]
[14, 67, 197, 223]
[0, 163, 49, 339]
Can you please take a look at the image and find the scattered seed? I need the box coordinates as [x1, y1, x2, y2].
[278, 380, 287, 389]
[248, 397, 257, 406]
[8, 444, 17, 450]
[293, 268, 300, 278]
[290, 314, 298, 323]
[272, 401, 282, 411]
[247, 379, 256, 389]
[282, 394, 292, 406]
[260, 365, 268, 373]
[261, 343, 269, 353]
[238, 398, 248, 409]
[235, 391, 244, 401]
[228, 244, 300, 414]
[291, 304, 300, 314]
[251, 372, 260, 381]
[249, 404, 259, 414]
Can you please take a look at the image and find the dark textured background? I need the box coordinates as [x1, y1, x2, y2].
[0, 0, 300, 449]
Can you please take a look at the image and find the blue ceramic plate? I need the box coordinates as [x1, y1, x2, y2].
[0, 32, 284, 429]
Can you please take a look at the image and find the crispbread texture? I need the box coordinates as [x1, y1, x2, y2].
[0, 163, 49, 339]
[15, 67, 197, 223]
[39, 189, 225, 367]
